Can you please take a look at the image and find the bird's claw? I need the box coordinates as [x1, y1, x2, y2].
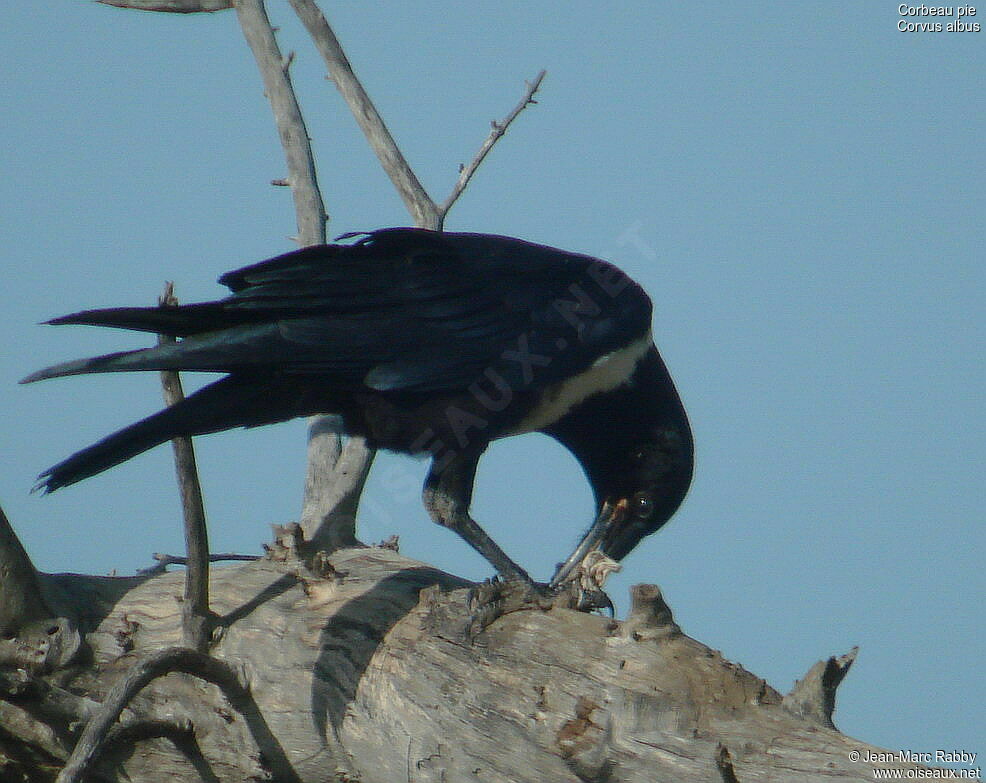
[574, 586, 615, 615]
[466, 578, 567, 637]
[555, 549, 621, 617]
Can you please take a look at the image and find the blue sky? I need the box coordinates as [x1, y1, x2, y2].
[2, 0, 982, 763]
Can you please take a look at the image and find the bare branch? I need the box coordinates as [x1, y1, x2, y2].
[438, 70, 546, 224]
[157, 283, 213, 653]
[98, 0, 232, 11]
[0, 667, 100, 726]
[234, 0, 327, 246]
[137, 552, 261, 577]
[287, 0, 441, 229]
[299, 426, 372, 548]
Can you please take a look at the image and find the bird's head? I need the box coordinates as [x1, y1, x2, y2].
[551, 421, 693, 587]
[595, 426, 693, 561]
[545, 343, 694, 588]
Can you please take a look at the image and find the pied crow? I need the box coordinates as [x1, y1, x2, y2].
[23, 228, 693, 588]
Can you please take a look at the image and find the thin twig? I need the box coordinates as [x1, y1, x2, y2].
[287, 0, 441, 229]
[438, 70, 546, 224]
[136, 552, 261, 577]
[235, 0, 327, 246]
[158, 283, 213, 653]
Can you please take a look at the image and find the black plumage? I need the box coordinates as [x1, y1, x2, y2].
[23, 228, 693, 586]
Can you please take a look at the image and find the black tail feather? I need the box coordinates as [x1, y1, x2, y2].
[35, 376, 300, 492]
[46, 303, 234, 337]
[20, 323, 282, 384]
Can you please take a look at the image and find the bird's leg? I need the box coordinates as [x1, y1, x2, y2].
[422, 451, 533, 584]
[423, 453, 612, 633]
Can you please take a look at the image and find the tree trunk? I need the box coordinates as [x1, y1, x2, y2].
[0, 542, 942, 782]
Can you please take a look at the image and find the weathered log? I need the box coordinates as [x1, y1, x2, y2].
[0, 544, 947, 782]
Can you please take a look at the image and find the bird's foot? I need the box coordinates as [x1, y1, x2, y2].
[466, 555, 620, 636]
[466, 577, 562, 636]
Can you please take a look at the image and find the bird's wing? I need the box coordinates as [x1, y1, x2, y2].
[24, 229, 652, 394]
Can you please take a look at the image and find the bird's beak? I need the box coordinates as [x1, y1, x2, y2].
[549, 498, 627, 588]
[597, 509, 639, 562]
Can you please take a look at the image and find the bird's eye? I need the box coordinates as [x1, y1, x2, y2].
[632, 492, 654, 519]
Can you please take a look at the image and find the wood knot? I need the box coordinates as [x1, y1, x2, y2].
[375, 534, 400, 551]
[0, 616, 82, 672]
[557, 696, 614, 780]
[623, 584, 681, 641]
[783, 646, 858, 729]
[265, 522, 307, 562]
[557, 696, 602, 758]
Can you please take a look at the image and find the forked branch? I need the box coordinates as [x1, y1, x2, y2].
[288, 0, 546, 231]
[287, 0, 440, 229]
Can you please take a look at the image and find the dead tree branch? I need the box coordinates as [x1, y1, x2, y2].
[288, 0, 441, 230]
[439, 69, 546, 220]
[285, 0, 439, 545]
[98, 0, 231, 11]
[234, 0, 368, 554]
[54, 647, 254, 783]
[157, 283, 214, 653]
[299, 424, 373, 548]
[0, 549, 938, 783]
[784, 646, 859, 730]
[234, 0, 327, 246]
[290, 0, 546, 232]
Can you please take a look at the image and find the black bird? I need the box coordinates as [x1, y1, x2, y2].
[23, 228, 693, 588]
